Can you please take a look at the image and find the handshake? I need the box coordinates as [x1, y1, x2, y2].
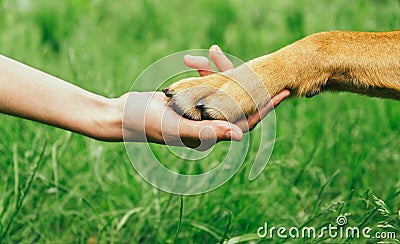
[123, 45, 290, 150]
[4, 31, 397, 150]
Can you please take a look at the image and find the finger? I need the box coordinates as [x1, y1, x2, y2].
[209, 45, 234, 72]
[184, 55, 214, 77]
[180, 120, 243, 151]
[179, 119, 243, 145]
[256, 89, 291, 121]
[235, 89, 291, 132]
[270, 89, 291, 108]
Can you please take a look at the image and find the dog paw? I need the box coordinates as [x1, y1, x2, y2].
[163, 65, 273, 122]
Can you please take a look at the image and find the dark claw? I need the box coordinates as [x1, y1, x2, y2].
[306, 90, 320, 98]
[195, 99, 205, 109]
[162, 88, 173, 97]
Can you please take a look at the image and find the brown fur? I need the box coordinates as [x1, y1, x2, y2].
[163, 31, 400, 122]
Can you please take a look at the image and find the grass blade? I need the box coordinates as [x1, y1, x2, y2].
[0, 141, 47, 242]
[173, 196, 184, 244]
[219, 210, 232, 244]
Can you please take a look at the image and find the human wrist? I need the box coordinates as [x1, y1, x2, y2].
[85, 94, 125, 142]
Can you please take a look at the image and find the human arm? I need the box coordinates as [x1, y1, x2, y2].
[0, 47, 289, 149]
[0, 54, 120, 140]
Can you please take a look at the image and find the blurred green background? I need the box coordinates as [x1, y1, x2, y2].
[0, 0, 399, 243]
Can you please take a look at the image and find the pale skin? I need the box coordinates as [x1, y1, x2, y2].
[0, 45, 290, 150]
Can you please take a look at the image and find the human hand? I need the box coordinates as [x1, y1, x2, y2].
[121, 45, 290, 150]
[122, 91, 241, 150]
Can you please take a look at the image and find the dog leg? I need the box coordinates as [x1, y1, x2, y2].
[164, 31, 400, 122]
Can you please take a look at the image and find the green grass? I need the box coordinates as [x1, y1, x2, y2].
[1, 0, 399, 243]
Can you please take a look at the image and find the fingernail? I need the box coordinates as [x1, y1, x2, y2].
[211, 45, 222, 52]
[226, 128, 243, 141]
[225, 130, 232, 138]
[184, 55, 195, 61]
[232, 128, 243, 141]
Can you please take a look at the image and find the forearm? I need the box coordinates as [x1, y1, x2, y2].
[0, 54, 123, 141]
[246, 31, 400, 99]
[318, 31, 400, 99]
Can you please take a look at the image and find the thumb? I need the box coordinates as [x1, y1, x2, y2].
[180, 120, 244, 151]
[205, 120, 243, 142]
[178, 119, 244, 149]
